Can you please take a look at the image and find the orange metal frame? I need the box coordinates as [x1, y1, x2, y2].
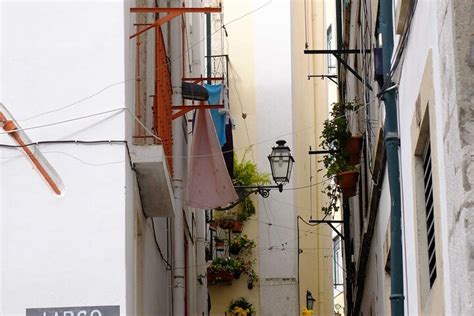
[0, 112, 61, 195]
[130, 6, 222, 172]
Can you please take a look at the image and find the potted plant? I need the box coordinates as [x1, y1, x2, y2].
[320, 100, 361, 214]
[213, 211, 238, 230]
[228, 297, 255, 316]
[230, 234, 256, 255]
[207, 257, 241, 285]
[232, 154, 270, 222]
[215, 237, 225, 250]
[213, 155, 269, 231]
[346, 134, 363, 165]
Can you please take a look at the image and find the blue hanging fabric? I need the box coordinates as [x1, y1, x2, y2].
[204, 84, 226, 146]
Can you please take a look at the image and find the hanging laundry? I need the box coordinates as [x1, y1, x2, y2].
[187, 109, 238, 209]
[222, 122, 234, 178]
[205, 84, 227, 146]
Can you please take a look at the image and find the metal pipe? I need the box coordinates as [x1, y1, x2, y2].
[335, 0, 343, 102]
[304, 49, 371, 54]
[343, 199, 354, 315]
[192, 1, 208, 313]
[206, 13, 211, 84]
[380, 0, 405, 315]
[170, 1, 186, 314]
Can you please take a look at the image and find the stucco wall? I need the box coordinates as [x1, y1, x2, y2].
[0, 1, 131, 315]
[254, 1, 298, 315]
[438, 0, 474, 314]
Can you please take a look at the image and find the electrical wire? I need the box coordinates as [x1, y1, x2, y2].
[0, 140, 133, 168]
[151, 217, 173, 270]
[3, 94, 378, 162]
[11, 1, 274, 126]
[16, 81, 132, 122]
[0, 108, 125, 135]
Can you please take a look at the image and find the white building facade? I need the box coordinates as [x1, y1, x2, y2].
[338, 0, 474, 315]
[0, 1, 211, 315]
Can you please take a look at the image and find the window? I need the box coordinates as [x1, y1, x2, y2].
[327, 25, 336, 74]
[411, 52, 443, 311]
[422, 140, 437, 287]
[333, 236, 343, 286]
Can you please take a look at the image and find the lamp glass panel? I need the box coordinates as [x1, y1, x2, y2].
[270, 148, 291, 183]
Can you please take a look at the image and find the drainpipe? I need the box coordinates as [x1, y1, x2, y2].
[379, 1, 404, 315]
[192, 1, 208, 314]
[342, 199, 354, 315]
[335, 0, 343, 102]
[206, 12, 212, 84]
[170, 2, 185, 315]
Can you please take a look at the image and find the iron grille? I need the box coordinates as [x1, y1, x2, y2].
[422, 141, 437, 287]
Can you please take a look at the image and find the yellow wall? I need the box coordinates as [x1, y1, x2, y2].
[290, 1, 334, 315]
[209, 0, 335, 314]
[208, 0, 260, 314]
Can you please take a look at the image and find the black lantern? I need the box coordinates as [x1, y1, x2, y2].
[306, 290, 316, 310]
[268, 140, 294, 192]
[228, 140, 295, 201]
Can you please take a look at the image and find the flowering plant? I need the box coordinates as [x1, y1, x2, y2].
[230, 234, 256, 255]
[208, 257, 242, 274]
[228, 297, 254, 316]
[320, 99, 361, 214]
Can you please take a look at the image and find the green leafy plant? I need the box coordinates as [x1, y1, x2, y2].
[208, 257, 243, 278]
[320, 100, 361, 214]
[232, 154, 270, 221]
[210, 257, 240, 272]
[228, 297, 255, 315]
[213, 154, 270, 225]
[230, 234, 256, 255]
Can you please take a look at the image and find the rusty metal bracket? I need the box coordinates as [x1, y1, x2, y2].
[304, 49, 373, 91]
[308, 219, 344, 239]
[171, 104, 224, 120]
[130, 7, 222, 39]
[307, 74, 338, 85]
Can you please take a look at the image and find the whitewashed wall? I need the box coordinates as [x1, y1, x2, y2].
[255, 0, 298, 315]
[0, 1, 133, 315]
[397, 0, 450, 314]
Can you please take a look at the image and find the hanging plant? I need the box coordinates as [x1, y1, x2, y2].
[232, 154, 270, 222]
[213, 154, 270, 229]
[207, 257, 243, 285]
[229, 234, 256, 255]
[228, 297, 255, 316]
[320, 100, 361, 214]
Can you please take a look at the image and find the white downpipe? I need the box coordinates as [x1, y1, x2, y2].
[170, 2, 185, 315]
[191, 0, 208, 314]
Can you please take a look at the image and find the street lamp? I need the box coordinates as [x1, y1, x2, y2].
[235, 140, 294, 198]
[306, 290, 316, 310]
[268, 140, 295, 192]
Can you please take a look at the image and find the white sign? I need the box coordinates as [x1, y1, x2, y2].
[26, 306, 120, 316]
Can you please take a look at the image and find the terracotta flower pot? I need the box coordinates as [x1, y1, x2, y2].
[336, 170, 359, 197]
[232, 221, 244, 233]
[346, 135, 363, 165]
[229, 244, 242, 255]
[207, 269, 234, 285]
[215, 239, 225, 250]
[218, 219, 236, 230]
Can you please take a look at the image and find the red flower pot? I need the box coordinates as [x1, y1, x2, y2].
[232, 221, 244, 233]
[215, 239, 225, 250]
[218, 219, 236, 230]
[336, 170, 359, 197]
[346, 135, 363, 165]
[207, 269, 234, 285]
